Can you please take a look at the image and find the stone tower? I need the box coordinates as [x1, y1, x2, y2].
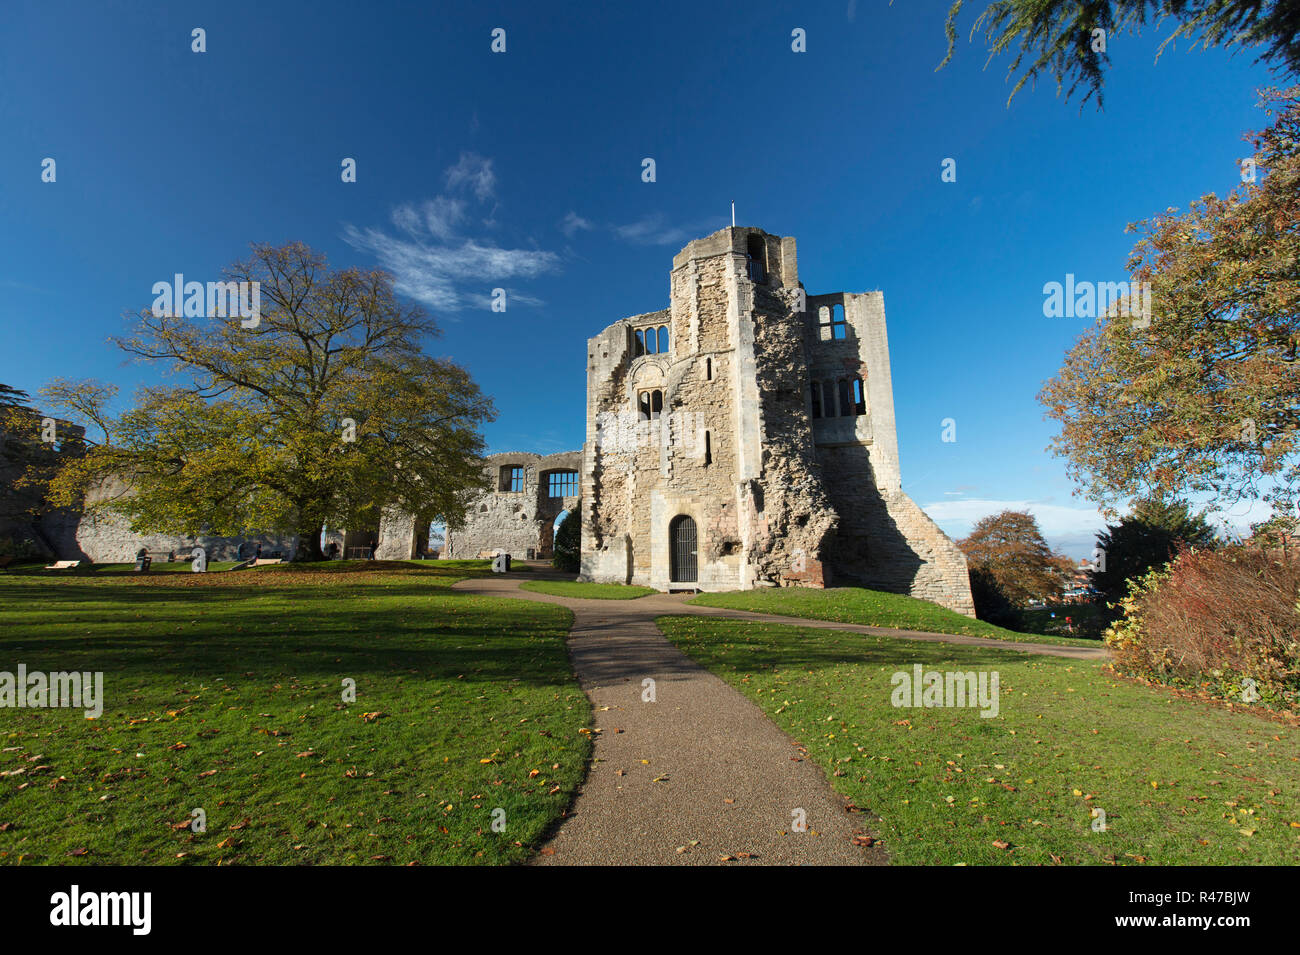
[579, 226, 974, 615]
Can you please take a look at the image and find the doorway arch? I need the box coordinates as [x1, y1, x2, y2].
[669, 514, 698, 582]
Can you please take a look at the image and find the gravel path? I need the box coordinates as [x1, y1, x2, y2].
[452, 570, 1106, 866]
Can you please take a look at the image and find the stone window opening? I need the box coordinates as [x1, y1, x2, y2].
[637, 389, 663, 421]
[500, 465, 525, 493]
[635, 324, 669, 357]
[838, 379, 853, 419]
[810, 380, 822, 419]
[705, 357, 712, 380]
[852, 377, 866, 416]
[703, 430, 712, 466]
[818, 303, 848, 341]
[822, 380, 837, 418]
[746, 234, 766, 283]
[547, 470, 579, 498]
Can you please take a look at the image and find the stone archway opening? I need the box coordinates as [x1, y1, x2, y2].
[669, 514, 698, 583]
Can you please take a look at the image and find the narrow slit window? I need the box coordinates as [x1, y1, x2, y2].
[703, 431, 712, 466]
[705, 357, 712, 380]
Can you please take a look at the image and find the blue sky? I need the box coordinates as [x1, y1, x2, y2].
[0, 0, 1283, 556]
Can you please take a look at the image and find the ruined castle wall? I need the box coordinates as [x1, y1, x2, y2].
[582, 226, 975, 615]
[44, 475, 297, 562]
[445, 451, 580, 559]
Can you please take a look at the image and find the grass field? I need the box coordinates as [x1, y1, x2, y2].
[657, 616, 1300, 865]
[688, 587, 1100, 648]
[519, 581, 657, 600]
[0, 560, 590, 865]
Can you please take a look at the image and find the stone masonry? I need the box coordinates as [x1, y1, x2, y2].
[441, 451, 581, 560]
[577, 226, 975, 615]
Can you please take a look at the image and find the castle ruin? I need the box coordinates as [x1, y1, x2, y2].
[448, 226, 975, 615]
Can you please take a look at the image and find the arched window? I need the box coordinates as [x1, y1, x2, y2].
[635, 329, 645, 356]
[637, 389, 663, 421]
[657, 325, 669, 353]
[852, 378, 866, 416]
[705, 357, 712, 380]
[670, 514, 698, 582]
[810, 380, 822, 419]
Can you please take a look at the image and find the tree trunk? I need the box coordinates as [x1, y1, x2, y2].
[295, 524, 325, 562]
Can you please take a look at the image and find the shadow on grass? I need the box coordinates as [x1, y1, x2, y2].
[0, 573, 573, 690]
[656, 616, 1078, 674]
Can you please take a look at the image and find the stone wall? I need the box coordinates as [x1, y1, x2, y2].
[581, 226, 975, 615]
[43, 474, 297, 562]
[443, 451, 581, 559]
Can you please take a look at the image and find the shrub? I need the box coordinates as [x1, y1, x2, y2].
[968, 566, 1024, 630]
[1105, 546, 1300, 710]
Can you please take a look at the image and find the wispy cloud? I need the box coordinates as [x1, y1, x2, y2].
[612, 213, 727, 247]
[921, 494, 1275, 559]
[343, 153, 559, 313]
[559, 211, 595, 237]
[444, 152, 496, 201]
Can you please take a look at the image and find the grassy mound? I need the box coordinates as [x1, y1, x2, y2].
[688, 586, 1099, 648]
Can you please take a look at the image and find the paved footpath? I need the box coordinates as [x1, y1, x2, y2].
[452, 571, 1108, 866]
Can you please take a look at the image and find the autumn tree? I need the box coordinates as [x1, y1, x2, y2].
[1039, 86, 1300, 514]
[40, 243, 495, 560]
[1090, 495, 1219, 615]
[939, 1, 1300, 107]
[959, 510, 1070, 616]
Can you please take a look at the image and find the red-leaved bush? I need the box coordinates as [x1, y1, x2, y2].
[1105, 545, 1300, 710]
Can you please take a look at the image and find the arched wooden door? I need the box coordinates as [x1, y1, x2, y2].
[669, 515, 698, 582]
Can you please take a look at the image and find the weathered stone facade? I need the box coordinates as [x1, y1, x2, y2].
[579, 227, 975, 616]
[43, 474, 298, 562]
[440, 451, 581, 559]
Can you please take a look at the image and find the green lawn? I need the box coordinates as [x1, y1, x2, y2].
[519, 580, 657, 600]
[0, 560, 590, 865]
[657, 616, 1300, 865]
[688, 586, 1100, 648]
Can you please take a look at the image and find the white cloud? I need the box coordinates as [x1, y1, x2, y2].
[921, 495, 1278, 559]
[444, 152, 496, 200]
[343, 154, 558, 313]
[559, 211, 595, 237]
[393, 197, 467, 241]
